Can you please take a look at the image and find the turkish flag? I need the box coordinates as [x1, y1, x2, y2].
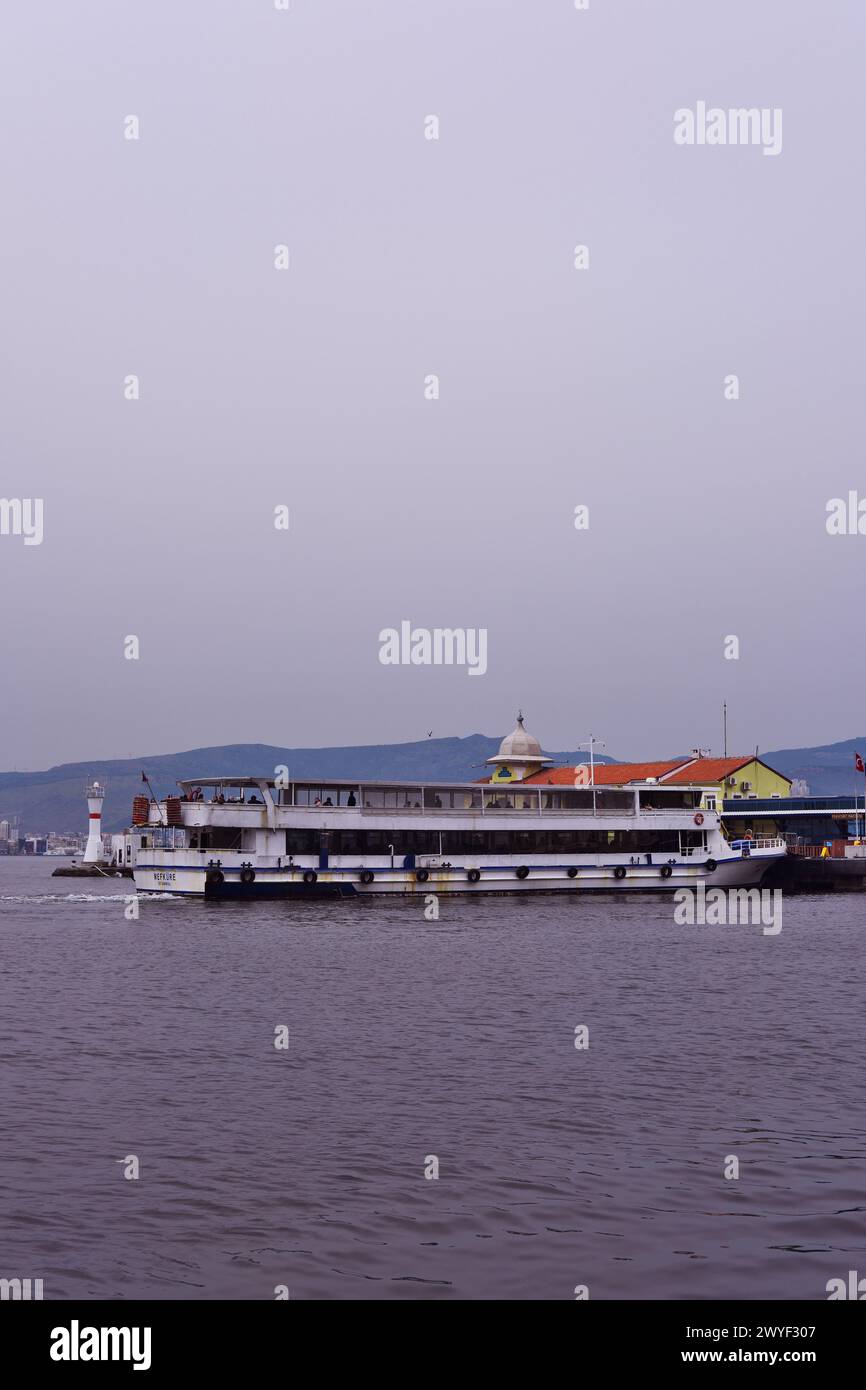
[856, 752, 865, 774]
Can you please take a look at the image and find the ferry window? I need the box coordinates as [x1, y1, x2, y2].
[294, 787, 320, 807]
[209, 828, 242, 850]
[395, 789, 422, 809]
[405, 831, 438, 854]
[285, 830, 319, 854]
[334, 832, 354, 854]
[594, 791, 631, 812]
[440, 788, 477, 810]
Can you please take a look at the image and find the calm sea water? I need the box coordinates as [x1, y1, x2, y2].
[1, 857, 864, 1301]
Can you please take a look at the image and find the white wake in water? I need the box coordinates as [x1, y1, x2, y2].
[0, 892, 182, 903]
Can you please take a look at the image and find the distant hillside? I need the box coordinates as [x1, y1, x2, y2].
[760, 737, 866, 798]
[0, 736, 612, 834]
[3, 733, 864, 834]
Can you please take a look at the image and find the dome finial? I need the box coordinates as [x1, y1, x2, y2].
[517, 709, 525, 726]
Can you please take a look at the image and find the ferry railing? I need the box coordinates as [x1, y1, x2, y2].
[349, 806, 703, 817]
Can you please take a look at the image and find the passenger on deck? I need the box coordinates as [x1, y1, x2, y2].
[347, 792, 357, 806]
[324, 797, 333, 806]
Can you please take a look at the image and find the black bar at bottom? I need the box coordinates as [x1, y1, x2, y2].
[2, 1299, 860, 1375]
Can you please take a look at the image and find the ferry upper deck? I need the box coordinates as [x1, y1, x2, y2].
[141, 774, 715, 822]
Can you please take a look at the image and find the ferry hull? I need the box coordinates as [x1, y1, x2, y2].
[135, 852, 782, 898]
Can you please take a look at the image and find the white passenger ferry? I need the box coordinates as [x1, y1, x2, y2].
[126, 718, 786, 898]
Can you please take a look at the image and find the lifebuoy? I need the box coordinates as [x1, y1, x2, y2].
[240, 867, 255, 885]
[567, 866, 578, 878]
[359, 870, 374, 885]
[694, 812, 704, 826]
[206, 868, 224, 885]
[415, 868, 429, 883]
[467, 868, 481, 883]
[613, 865, 626, 880]
[303, 870, 318, 884]
[744, 830, 754, 840]
[660, 864, 673, 878]
[515, 865, 530, 880]
[705, 858, 717, 873]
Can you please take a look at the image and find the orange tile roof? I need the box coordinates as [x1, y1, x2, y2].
[523, 755, 791, 787]
[663, 757, 791, 785]
[524, 760, 687, 786]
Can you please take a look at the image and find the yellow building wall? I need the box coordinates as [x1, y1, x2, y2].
[712, 760, 791, 803]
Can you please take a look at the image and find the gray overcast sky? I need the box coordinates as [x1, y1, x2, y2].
[2, 0, 865, 770]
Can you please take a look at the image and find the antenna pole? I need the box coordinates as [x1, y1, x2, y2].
[141, 772, 166, 824]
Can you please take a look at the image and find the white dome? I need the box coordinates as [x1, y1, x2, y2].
[486, 712, 552, 768]
[498, 714, 543, 760]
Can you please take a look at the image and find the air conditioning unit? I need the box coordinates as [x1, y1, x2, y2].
[725, 776, 737, 787]
[741, 780, 752, 791]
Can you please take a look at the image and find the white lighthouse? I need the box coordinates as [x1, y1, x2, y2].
[83, 781, 106, 863]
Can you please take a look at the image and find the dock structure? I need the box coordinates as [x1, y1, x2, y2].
[722, 796, 866, 889]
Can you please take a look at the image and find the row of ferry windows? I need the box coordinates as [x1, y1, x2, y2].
[283, 828, 685, 855]
[285, 787, 645, 811]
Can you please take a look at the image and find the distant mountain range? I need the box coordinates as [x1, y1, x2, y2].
[2, 734, 865, 834]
